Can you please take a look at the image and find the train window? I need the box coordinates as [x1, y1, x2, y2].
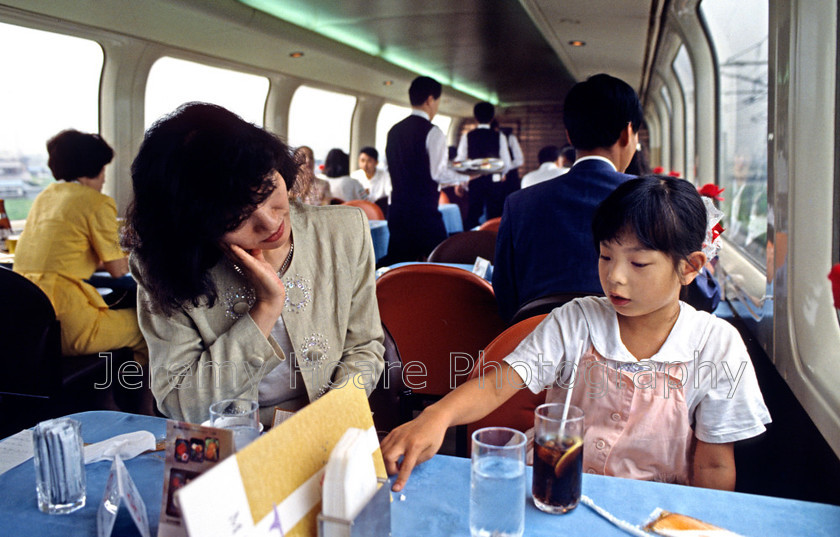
[145, 57, 268, 129]
[287, 85, 356, 161]
[701, 0, 769, 266]
[0, 23, 102, 222]
[375, 104, 452, 164]
[673, 46, 696, 183]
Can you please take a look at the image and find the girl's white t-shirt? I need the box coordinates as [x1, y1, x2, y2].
[503, 296, 771, 443]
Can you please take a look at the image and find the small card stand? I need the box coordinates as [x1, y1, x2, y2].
[317, 478, 391, 537]
[472, 256, 493, 280]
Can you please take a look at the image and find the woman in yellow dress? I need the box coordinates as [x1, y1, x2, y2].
[13, 130, 147, 367]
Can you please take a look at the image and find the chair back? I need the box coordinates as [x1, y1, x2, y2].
[376, 264, 506, 396]
[0, 266, 64, 397]
[510, 292, 602, 325]
[478, 216, 502, 232]
[368, 322, 407, 436]
[0, 267, 128, 423]
[427, 230, 498, 264]
[466, 314, 548, 442]
[343, 199, 385, 220]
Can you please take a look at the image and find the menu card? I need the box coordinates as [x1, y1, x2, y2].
[157, 421, 236, 537]
[177, 378, 385, 537]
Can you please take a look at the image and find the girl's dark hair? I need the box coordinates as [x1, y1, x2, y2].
[592, 175, 706, 269]
[323, 148, 349, 177]
[46, 129, 114, 180]
[124, 102, 298, 315]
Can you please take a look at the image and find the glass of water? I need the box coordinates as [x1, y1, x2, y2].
[469, 427, 526, 537]
[208, 399, 260, 451]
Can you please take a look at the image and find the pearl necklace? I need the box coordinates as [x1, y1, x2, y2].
[278, 242, 294, 276]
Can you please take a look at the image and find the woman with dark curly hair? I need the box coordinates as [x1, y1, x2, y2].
[14, 129, 147, 366]
[124, 103, 384, 424]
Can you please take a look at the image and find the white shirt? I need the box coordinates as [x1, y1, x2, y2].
[573, 155, 618, 171]
[503, 296, 771, 444]
[324, 175, 366, 202]
[411, 109, 469, 187]
[506, 133, 525, 169]
[455, 124, 512, 176]
[351, 167, 392, 201]
[520, 161, 567, 189]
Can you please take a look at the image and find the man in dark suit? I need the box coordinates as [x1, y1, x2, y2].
[384, 76, 471, 263]
[492, 74, 643, 322]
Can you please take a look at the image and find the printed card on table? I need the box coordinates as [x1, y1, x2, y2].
[97, 455, 151, 537]
[177, 378, 385, 537]
[157, 420, 236, 537]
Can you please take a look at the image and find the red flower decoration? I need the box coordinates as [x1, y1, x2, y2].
[652, 166, 665, 174]
[698, 183, 725, 201]
[711, 223, 725, 241]
[668, 170, 681, 177]
[829, 264, 840, 308]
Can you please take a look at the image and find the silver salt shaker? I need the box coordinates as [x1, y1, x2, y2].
[32, 417, 86, 514]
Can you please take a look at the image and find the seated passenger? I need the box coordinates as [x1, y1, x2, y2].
[124, 103, 385, 424]
[13, 130, 148, 366]
[520, 145, 565, 189]
[382, 176, 771, 492]
[493, 74, 640, 322]
[291, 145, 332, 206]
[322, 148, 366, 202]
[351, 146, 391, 214]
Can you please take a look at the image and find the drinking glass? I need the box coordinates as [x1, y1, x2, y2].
[469, 427, 526, 537]
[32, 417, 86, 514]
[208, 399, 260, 451]
[532, 403, 584, 514]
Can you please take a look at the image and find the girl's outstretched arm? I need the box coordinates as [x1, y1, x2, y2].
[380, 362, 524, 491]
[692, 440, 735, 490]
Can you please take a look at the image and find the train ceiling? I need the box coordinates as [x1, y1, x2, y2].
[239, 0, 661, 106]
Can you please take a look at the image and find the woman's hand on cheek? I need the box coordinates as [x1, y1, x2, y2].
[227, 244, 286, 312]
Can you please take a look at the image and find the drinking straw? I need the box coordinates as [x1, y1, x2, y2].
[580, 495, 649, 537]
[557, 338, 587, 439]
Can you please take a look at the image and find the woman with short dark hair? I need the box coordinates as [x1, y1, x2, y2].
[322, 148, 366, 202]
[124, 103, 384, 424]
[13, 129, 147, 366]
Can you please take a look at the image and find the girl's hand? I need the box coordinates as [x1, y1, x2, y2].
[226, 244, 286, 334]
[380, 406, 450, 492]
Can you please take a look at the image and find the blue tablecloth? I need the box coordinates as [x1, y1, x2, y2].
[439, 203, 464, 234]
[396, 455, 840, 536]
[2, 412, 839, 536]
[376, 261, 479, 279]
[368, 219, 389, 261]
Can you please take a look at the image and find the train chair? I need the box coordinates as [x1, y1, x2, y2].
[466, 314, 548, 454]
[477, 216, 502, 232]
[427, 229, 498, 264]
[375, 264, 507, 455]
[510, 292, 603, 326]
[366, 322, 409, 439]
[0, 266, 133, 435]
[343, 199, 386, 220]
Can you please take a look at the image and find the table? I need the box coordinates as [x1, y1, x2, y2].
[376, 262, 480, 280]
[438, 203, 464, 235]
[2, 411, 839, 536]
[368, 219, 389, 261]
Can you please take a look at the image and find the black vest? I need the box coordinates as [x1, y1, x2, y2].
[466, 128, 501, 159]
[386, 115, 436, 217]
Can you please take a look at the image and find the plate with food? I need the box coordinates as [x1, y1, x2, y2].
[450, 158, 505, 174]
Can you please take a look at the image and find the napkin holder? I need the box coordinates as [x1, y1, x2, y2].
[317, 477, 391, 537]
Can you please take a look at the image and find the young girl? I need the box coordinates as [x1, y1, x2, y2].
[381, 176, 771, 492]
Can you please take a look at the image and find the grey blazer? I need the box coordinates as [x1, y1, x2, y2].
[134, 202, 385, 423]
